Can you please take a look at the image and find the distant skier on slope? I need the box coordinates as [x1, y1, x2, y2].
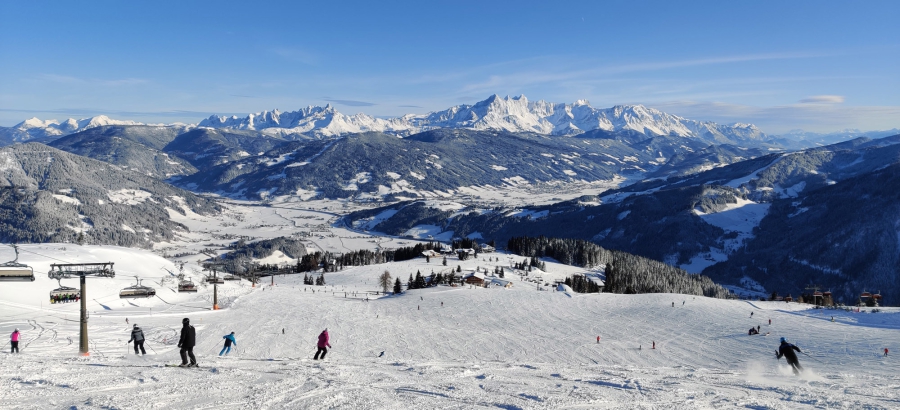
[178, 318, 197, 367]
[127, 324, 146, 355]
[10, 328, 20, 353]
[776, 337, 803, 375]
[219, 332, 236, 356]
[314, 329, 331, 360]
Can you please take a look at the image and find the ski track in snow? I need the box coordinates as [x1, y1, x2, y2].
[2, 249, 900, 408]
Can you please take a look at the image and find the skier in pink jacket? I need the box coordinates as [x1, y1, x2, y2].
[10, 328, 20, 353]
[314, 329, 331, 360]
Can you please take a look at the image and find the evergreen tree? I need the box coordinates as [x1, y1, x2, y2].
[393, 277, 402, 294]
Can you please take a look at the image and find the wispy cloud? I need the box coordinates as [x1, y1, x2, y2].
[457, 51, 836, 95]
[323, 98, 376, 107]
[799, 95, 845, 104]
[37, 74, 148, 87]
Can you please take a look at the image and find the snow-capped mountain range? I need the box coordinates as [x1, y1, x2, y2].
[4, 115, 149, 141]
[198, 95, 769, 143]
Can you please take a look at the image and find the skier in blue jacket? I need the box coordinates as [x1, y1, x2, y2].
[219, 332, 237, 356]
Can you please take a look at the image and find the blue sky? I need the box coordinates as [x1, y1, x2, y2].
[1, 0, 898, 133]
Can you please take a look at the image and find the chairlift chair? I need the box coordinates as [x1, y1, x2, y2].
[206, 275, 224, 284]
[224, 274, 240, 281]
[50, 279, 80, 303]
[177, 278, 198, 293]
[0, 244, 35, 282]
[119, 277, 156, 298]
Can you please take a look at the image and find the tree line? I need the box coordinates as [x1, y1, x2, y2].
[507, 235, 731, 298]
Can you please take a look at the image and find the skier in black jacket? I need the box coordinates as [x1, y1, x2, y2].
[178, 318, 197, 367]
[776, 337, 803, 375]
[127, 324, 146, 355]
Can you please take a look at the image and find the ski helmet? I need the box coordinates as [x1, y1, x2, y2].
[133, 324, 138, 328]
[182, 318, 190, 324]
[780, 337, 786, 343]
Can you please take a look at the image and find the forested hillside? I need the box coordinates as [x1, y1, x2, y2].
[0, 143, 220, 247]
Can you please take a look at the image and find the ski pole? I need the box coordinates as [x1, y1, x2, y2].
[800, 351, 824, 363]
[145, 342, 158, 355]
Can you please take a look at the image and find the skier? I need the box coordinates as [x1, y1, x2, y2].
[10, 328, 20, 353]
[775, 337, 803, 375]
[757, 325, 760, 333]
[885, 348, 889, 357]
[769, 319, 771, 325]
[127, 324, 146, 355]
[177, 318, 197, 367]
[219, 332, 236, 356]
[750, 311, 754, 317]
[313, 329, 331, 360]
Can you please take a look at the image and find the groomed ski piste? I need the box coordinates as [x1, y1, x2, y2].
[1, 244, 899, 409]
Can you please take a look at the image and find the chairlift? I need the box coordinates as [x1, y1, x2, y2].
[206, 275, 224, 284]
[50, 279, 80, 303]
[224, 274, 240, 281]
[178, 278, 198, 293]
[0, 244, 35, 282]
[119, 277, 156, 298]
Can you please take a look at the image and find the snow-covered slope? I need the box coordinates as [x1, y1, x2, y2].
[1, 244, 898, 408]
[199, 95, 769, 143]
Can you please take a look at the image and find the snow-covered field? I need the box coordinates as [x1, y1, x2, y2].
[2, 245, 899, 409]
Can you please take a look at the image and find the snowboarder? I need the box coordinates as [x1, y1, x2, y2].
[749, 327, 758, 335]
[775, 337, 803, 375]
[177, 318, 197, 367]
[127, 324, 146, 355]
[219, 332, 236, 356]
[10, 328, 20, 353]
[313, 329, 331, 360]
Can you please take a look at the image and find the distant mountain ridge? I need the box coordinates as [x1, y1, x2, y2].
[0, 115, 177, 143]
[198, 95, 772, 145]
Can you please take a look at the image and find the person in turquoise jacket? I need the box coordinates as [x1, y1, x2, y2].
[219, 332, 237, 356]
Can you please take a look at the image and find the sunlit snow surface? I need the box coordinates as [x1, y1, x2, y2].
[1, 244, 899, 408]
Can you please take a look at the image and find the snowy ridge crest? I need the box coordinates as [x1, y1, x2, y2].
[198, 95, 769, 141]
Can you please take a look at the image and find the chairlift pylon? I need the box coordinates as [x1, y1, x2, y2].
[0, 244, 35, 282]
[119, 276, 156, 298]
